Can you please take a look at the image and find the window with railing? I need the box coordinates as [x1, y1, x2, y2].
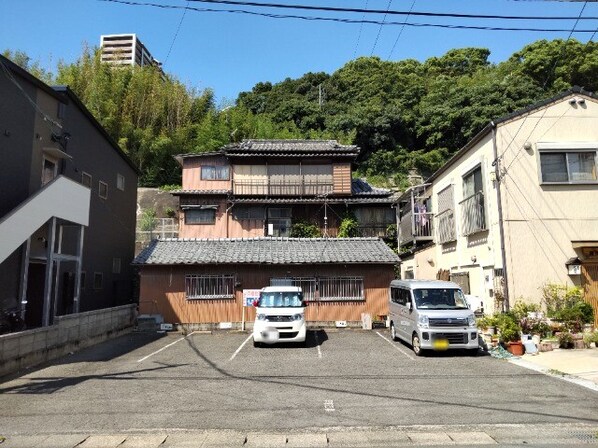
[319, 277, 364, 301]
[185, 275, 235, 300]
[232, 164, 333, 196]
[436, 185, 456, 244]
[270, 276, 364, 301]
[460, 166, 486, 235]
[271, 277, 317, 301]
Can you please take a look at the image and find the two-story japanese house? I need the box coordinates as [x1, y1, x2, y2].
[133, 140, 400, 329]
[172, 140, 396, 239]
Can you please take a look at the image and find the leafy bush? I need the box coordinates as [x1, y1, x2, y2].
[583, 331, 598, 348]
[164, 207, 177, 219]
[496, 313, 521, 343]
[477, 315, 499, 330]
[159, 184, 182, 192]
[139, 208, 157, 231]
[542, 283, 594, 332]
[510, 299, 541, 322]
[290, 221, 321, 238]
[558, 331, 574, 349]
[338, 213, 360, 238]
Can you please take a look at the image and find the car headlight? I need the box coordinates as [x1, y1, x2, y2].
[292, 313, 303, 321]
[417, 315, 429, 328]
[467, 314, 477, 328]
[256, 314, 267, 321]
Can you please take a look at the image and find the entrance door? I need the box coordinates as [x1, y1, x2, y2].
[582, 263, 598, 326]
[25, 263, 46, 328]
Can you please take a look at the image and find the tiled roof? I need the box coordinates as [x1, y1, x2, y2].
[226, 140, 359, 154]
[351, 179, 392, 196]
[171, 189, 231, 195]
[230, 197, 396, 205]
[133, 237, 400, 266]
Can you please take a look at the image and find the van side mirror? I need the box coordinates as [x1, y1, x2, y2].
[407, 302, 412, 311]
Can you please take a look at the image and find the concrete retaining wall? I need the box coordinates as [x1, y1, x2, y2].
[0, 304, 136, 378]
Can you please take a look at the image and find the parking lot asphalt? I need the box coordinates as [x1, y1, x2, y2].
[1, 329, 598, 438]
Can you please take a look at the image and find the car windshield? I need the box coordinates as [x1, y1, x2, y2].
[258, 291, 304, 308]
[413, 288, 469, 310]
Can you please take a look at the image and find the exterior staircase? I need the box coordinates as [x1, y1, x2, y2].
[0, 176, 90, 264]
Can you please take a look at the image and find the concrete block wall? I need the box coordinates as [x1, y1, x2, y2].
[0, 304, 135, 378]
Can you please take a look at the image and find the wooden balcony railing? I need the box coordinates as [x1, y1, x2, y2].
[233, 179, 334, 196]
[459, 191, 486, 236]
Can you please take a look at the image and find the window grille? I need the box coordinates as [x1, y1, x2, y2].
[185, 208, 216, 224]
[319, 277, 364, 301]
[185, 275, 235, 300]
[233, 205, 265, 220]
[271, 277, 317, 301]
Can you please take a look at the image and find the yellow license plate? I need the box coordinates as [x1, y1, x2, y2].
[433, 339, 449, 350]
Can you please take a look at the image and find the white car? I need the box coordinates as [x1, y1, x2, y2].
[253, 286, 307, 347]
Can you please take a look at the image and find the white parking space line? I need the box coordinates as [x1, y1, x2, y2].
[314, 331, 323, 359]
[137, 331, 196, 363]
[229, 334, 253, 361]
[376, 331, 416, 361]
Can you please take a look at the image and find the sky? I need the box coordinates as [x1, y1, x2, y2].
[2, 0, 598, 105]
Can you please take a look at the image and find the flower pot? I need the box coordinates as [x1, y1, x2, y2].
[506, 341, 524, 356]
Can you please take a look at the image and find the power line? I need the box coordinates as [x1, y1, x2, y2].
[0, 57, 63, 133]
[370, 0, 392, 56]
[182, 0, 598, 21]
[164, 1, 190, 66]
[494, 1, 589, 173]
[98, 0, 598, 33]
[353, 0, 369, 59]
[388, 0, 416, 60]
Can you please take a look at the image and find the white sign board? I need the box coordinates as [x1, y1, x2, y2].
[243, 289, 261, 307]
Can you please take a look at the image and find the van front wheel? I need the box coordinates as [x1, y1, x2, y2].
[390, 323, 398, 341]
[412, 333, 423, 356]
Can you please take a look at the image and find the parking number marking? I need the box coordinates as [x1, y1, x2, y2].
[324, 400, 335, 412]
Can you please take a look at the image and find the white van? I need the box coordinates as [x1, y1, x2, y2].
[253, 286, 307, 347]
[388, 280, 479, 356]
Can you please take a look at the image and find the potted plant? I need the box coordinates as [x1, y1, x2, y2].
[497, 313, 524, 355]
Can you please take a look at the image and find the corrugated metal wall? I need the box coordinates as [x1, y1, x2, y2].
[139, 264, 395, 324]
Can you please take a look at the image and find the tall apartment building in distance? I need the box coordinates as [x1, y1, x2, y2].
[100, 34, 162, 70]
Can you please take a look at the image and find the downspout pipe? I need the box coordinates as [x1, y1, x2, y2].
[491, 121, 510, 312]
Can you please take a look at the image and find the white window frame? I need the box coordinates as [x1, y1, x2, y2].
[185, 274, 235, 300]
[99, 181, 108, 199]
[116, 173, 125, 191]
[537, 142, 598, 185]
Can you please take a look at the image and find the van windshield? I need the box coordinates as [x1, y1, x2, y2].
[413, 288, 469, 310]
[258, 291, 304, 308]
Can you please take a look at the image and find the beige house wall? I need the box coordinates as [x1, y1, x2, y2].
[399, 246, 436, 280]
[497, 95, 598, 303]
[422, 132, 503, 312]
[407, 94, 598, 313]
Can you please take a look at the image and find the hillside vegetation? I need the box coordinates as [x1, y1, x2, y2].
[4, 39, 598, 188]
